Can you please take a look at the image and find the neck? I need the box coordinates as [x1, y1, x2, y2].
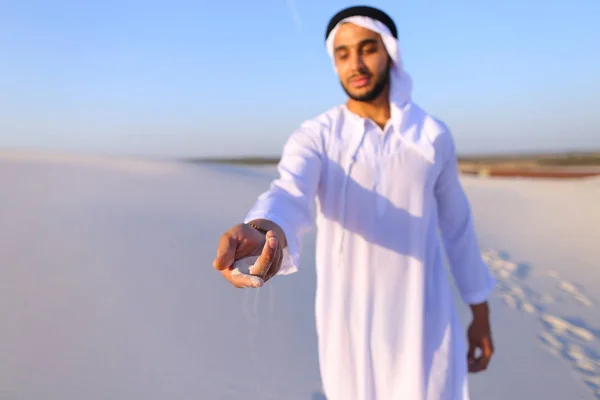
[346, 90, 391, 129]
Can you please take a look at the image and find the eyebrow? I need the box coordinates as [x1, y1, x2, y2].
[334, 38, 379, 53]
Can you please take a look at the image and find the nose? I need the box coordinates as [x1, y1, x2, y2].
[349, 51, 365, 69]
[347, 52, 367, 76]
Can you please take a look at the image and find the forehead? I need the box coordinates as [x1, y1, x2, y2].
[333, 23, 382, 48]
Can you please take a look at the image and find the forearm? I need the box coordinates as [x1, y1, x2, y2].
[244, 123, 323, 274]
[438, 191, 495, 304]
[435, 136, 495, 305]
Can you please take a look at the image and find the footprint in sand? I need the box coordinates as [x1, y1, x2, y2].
[541, 314, 595, 342]
[583, 375, 600, 399]
[539, 331, 563, 356]
[483, 249, 600, 399]
[501, 291, 537, 314]
[484, 252, 541, 315]
[485, 251, 593, 314]
[567, 343, 598, 374]
[545, 270, 593, 307]
[558, 281, 593, 307]
[538, 321, 600, 399]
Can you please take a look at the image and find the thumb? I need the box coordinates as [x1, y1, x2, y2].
[213, 235, 237, 271]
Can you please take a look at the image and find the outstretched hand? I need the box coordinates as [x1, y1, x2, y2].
[212, 223, 283, 288]
[467, 302, 494, 373]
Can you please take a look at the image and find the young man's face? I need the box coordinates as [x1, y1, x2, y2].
[332, 23, 391, 102]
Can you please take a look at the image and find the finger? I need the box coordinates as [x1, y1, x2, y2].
[469, 357, 485, 373]
[249, 231, 278, 277]
[264, 242, 282, 282]
[468, 351, 484, 373]
[213, 235, 237, 271]
[221, 268, 264, 289]
[467, 341, 480, 373]
[479, 337, 494, 370]
[468, 340, 493, 373]
[270, 243, 283, 280]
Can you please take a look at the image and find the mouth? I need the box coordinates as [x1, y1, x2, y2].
[349, 75, 371, 88]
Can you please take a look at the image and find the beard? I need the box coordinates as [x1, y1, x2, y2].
[341, 62, 391, 102]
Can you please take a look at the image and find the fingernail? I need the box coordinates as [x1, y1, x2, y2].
[268, 237, 277, 248]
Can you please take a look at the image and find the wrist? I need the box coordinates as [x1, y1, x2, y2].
[470, 301, 490, 320]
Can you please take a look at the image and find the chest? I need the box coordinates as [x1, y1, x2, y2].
[318, 123, 440, 220]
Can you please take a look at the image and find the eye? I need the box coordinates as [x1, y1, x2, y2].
[335, 51, 349, 61]
[362, 45, 377, 54]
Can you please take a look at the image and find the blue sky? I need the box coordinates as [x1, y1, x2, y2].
[1, 0, 599, 158]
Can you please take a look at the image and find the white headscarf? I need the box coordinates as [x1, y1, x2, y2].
[324, 15, 413, 110]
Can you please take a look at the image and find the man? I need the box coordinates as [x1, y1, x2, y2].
[213, 5, 496, 400]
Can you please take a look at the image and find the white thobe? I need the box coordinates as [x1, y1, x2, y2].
[244, 102, 495, 400]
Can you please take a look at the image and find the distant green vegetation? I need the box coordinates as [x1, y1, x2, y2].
[185, 151, 600, 167]
[185, 157, 280, 165]
[458, 152, 600, 166]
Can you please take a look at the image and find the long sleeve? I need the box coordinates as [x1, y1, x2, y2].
[244, 122, 324, 275]
[434, 131, 495, 305]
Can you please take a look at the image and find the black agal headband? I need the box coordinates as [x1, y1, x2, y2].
[325, 5, 398, 41]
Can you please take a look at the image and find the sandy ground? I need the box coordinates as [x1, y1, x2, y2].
[0, 151, 598, 399]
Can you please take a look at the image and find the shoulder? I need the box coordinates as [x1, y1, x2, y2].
[409, 102, 453, 143]
[284, 105, 344, 151]
[297, 105, 342, 135]
[409, 102, 456, 161]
